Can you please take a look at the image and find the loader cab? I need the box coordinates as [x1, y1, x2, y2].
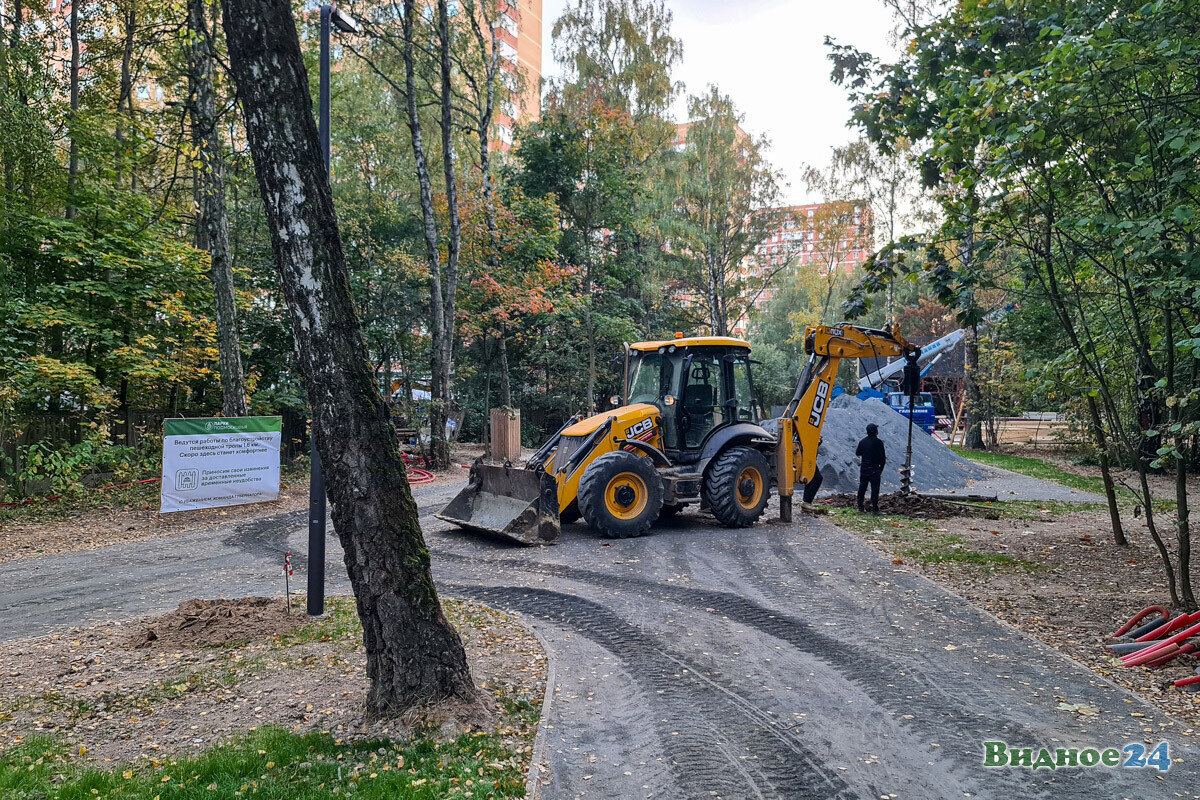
[626, 336, 760, 456]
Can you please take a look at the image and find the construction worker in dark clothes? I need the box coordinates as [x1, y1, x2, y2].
[856, 423, 886, 513]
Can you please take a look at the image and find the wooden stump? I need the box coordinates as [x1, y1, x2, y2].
[490, 408, 522, 463]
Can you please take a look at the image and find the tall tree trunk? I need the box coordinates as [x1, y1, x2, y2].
[956, 207, 984, 449]
[221, 0, 476, 715]
[398, 0, 449, 471]
[66, 0, 80, 219]
[584, 235, 596, 412]
[1166, 305, 1195, 608]
[1177, 440, 1194, 608]
[115, 1, 136, 190]
[706, 250, 720, 334]
[428, 0, 460, 470]
[1085, 394, 1125, 546]
[963, 322, 985, 450]
[189, 0, 248, 418]
[1139, 462, 1181, 608]
[468, 6, 504, 409]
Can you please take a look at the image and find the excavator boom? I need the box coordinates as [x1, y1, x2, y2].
[774, 325, 919, 520]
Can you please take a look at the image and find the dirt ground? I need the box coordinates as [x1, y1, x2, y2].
[833, 492, 1200, 730]
[0, 452, 477, 564]
[0, 595, 546, 766]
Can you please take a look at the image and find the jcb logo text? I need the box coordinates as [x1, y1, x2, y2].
[808, 381, 830, 427]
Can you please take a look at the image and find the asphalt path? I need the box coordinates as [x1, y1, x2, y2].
[1, 476, 1193, 800]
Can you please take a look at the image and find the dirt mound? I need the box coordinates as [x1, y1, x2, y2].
[824, 491, 980, 519]
[130, 597, 305, 649]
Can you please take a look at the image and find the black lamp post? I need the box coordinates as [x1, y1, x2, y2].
[308, 3, 359, 618]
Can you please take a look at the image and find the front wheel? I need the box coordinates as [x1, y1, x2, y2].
[578, 451, 664, 538]
[704, 446, 770, 528]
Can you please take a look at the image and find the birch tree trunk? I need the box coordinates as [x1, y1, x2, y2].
[430, 0, 460, 470]
[221, 0, 476, 716]
[466, 3, 505, 407]
[188, 0, 247, 418]
[398, 0, 450, 470]
[960, 221, 985, 450]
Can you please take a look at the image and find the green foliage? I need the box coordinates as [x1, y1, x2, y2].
[551, 0, 683, 120]
[659, 86, 781, 336]
[835, 0, 1200, 449]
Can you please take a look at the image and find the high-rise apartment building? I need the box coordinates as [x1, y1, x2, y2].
[490, 0, 542, 151]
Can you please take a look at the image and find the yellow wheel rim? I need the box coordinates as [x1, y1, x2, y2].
[736, 466, 764, 509]
[604, 472, 648, 520]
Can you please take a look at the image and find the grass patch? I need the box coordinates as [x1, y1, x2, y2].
[1, 714, 535, 799]
[828, 507, 1036, 570]
[949, 447, 1172, 509]
[284, 597, 361, 646]
[898, 533, 1029, 567]
[828, 506, 936, 536]
[951, 447, 1116, 495]
[962, 499, 1107, 519]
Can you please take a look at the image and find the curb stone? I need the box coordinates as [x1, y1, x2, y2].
[519, 614, 557, 800]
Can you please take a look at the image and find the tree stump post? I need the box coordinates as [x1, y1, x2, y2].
[490, 408, 522, 463]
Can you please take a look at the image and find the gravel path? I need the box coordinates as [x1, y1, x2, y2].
[0, 473, 1189, 799]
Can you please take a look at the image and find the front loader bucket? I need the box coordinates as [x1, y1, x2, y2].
[435, 462, 560, 545]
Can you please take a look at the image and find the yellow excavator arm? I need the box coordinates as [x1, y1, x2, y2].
[774, 324, 919, 520]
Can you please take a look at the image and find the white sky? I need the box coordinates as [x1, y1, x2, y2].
[540, 0, 900, 206]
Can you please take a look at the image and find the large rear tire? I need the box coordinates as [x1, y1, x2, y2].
[704, 446, 770, 528]
[578, 451, 664, 539]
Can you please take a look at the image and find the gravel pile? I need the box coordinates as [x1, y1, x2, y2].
[815, 394, 994, 493]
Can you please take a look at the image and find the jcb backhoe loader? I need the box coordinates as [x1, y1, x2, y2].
[437, 324, 919, 543]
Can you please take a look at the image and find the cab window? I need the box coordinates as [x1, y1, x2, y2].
[731, 356, 759, 422]
[628, 352, 663, 405]
[682, 354, 729, 448]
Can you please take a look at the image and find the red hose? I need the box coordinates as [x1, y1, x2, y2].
[1124, 622, 1200, 665]
[1175, 675, 1200, 689]
[1145, 642, 1196, 669]
[1136, 610, 1200, 641]
[1114, 605, 1171, 637]
[407, 467, 436, 485]
[1141, 645, 1182, 668]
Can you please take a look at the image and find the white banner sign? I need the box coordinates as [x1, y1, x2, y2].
[160, 416, 282, 513]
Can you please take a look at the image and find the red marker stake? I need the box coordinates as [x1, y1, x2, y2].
[284, 552, 293, 614]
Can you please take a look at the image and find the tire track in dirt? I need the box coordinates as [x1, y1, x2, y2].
[436, 549, 1122, 799]
[445, 583, 856, 800]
